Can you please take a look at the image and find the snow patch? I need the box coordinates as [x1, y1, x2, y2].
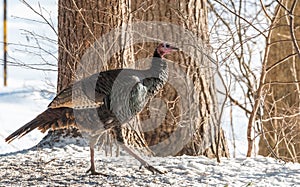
[1, 144, 299, 186]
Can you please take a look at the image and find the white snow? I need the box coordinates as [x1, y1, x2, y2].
[0, 83, 55, 153]
[1, 1, 300, 186]
[0, 0, 57, 153]
[1, 143, 300, 186]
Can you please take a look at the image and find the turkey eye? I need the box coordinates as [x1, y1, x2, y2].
[166, 44, 170, 48]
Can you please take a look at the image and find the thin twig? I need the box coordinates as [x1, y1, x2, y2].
[288, 0, 300, 59]
[246, 4, 282, 157]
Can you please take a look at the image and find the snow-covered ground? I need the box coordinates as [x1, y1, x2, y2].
[1, 142, 300, 186]
[1, 1, 300, 186]
[0, 0, 57, 153]
[0, 81, 55, 153]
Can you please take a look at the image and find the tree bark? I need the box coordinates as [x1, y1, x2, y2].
[259, 0, 300, 162]
[49, 0, 229, 158]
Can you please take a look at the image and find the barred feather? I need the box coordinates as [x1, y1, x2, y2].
[5, 107, 75, 143]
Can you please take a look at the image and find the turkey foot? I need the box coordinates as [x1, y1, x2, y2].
[86, 167, 109, 176]
[140, 164, 166, 174]
[121, 144, 166, 174]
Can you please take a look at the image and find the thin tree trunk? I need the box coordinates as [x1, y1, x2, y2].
[259, 0, 300, 162]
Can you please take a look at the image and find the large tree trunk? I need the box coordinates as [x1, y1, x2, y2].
[48, 0, 229, 158]
[259, 1, 300, 162]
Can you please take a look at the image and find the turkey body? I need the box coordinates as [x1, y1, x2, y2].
[5, 43, 177, 175]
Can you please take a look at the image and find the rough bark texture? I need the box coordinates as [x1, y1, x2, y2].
[259, 1, 300, 162]
[51, 0, 229, 158]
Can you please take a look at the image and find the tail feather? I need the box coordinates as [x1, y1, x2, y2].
[5, 107, 76, 143]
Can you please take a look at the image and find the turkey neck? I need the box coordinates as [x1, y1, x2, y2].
[143, 48, 169, 95]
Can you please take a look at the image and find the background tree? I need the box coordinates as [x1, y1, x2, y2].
[45, 0, 229, 158]
[258, 0, 300, 162]
[208, 0, 300, 161]
[208, 0, 275, 157]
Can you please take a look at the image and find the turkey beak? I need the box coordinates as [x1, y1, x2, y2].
[170, 46, 179, 51]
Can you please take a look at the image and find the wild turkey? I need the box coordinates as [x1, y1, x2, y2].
[5, 43, 179, 175]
